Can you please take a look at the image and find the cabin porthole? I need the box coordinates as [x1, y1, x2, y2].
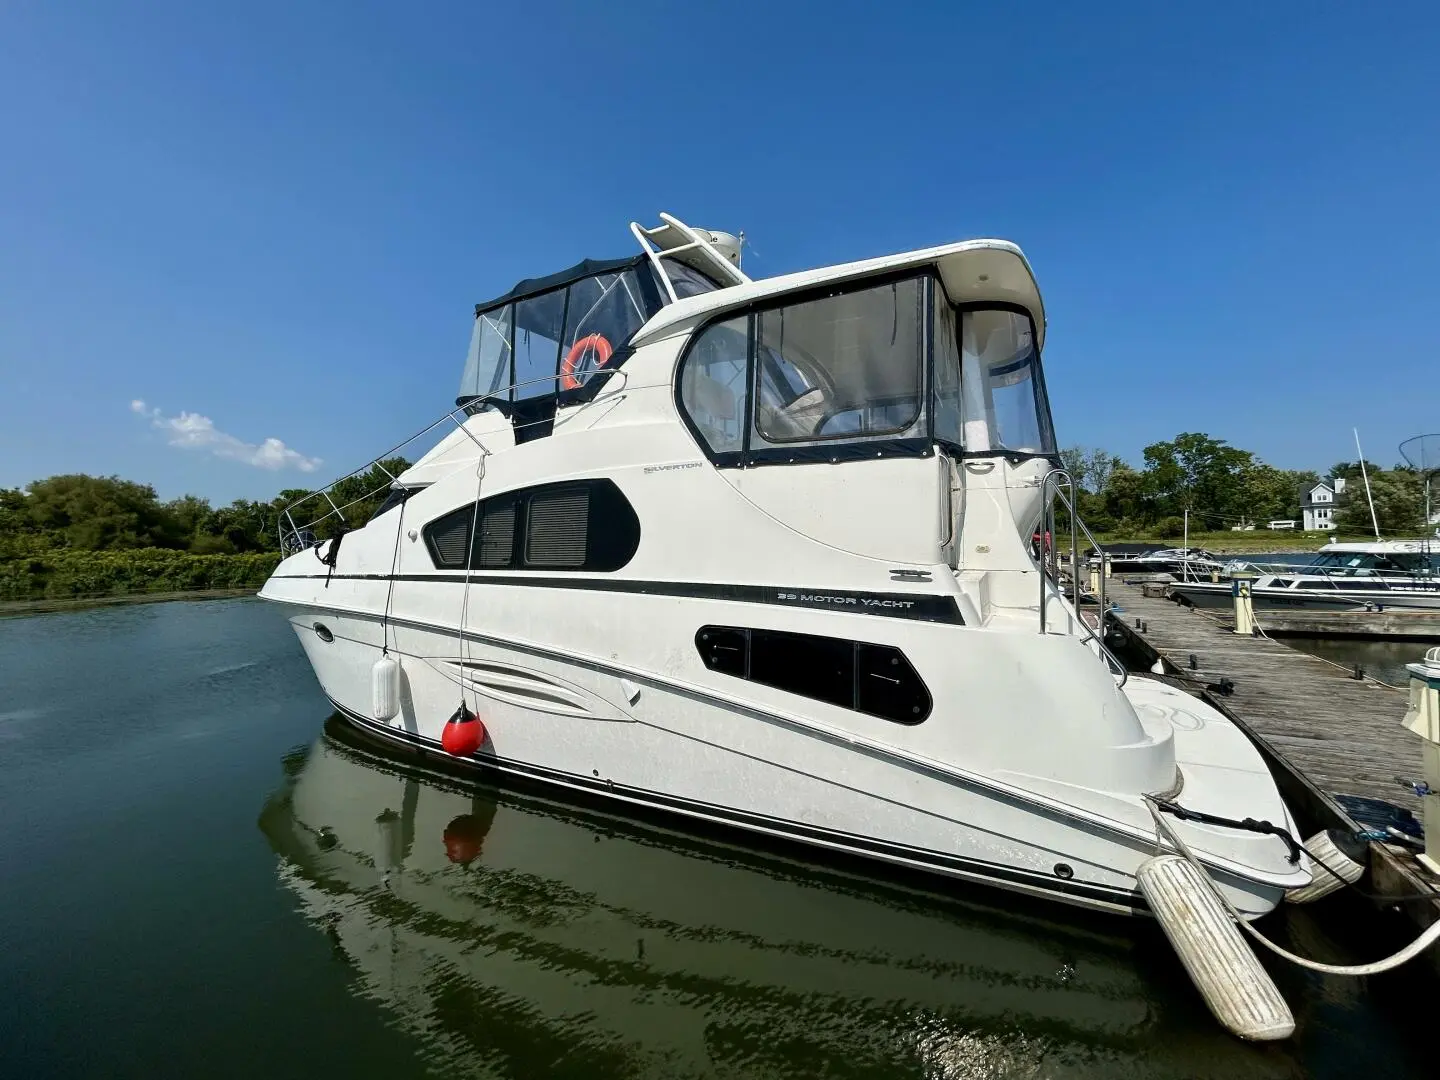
[313, 622, 334, 643]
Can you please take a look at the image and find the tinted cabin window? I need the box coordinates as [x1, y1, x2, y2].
[368, 485, 420, 522]
[855, 642, 931, 722]
[476, 495, 518, 568]
[427, 510, 471, 567]
[525, 487, 589, 567]
[695, 626, 931, 724]
[696, 627, 747, 677]
[424, 480, 638, 572]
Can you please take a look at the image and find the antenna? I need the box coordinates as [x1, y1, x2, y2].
[1354, 428, 1381, 540]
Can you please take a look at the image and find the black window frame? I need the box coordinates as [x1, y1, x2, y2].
[694, 625, 932, 725]
[674, 268, 939, 470]
[750, 276, 928, 447]
[423, 478, 640, 573]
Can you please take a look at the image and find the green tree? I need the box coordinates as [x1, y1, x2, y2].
[1083, 449, 1123, 495]
[1059, 446, 1124, 495]
[1059, 446, 1087, 487]
[1233, 464, 1318, 525]
[23, 475, 175, 551]
[164, 494, 214, 547]
[1102, 464, 1149, 528]
[1334, 467, 1425, 535]
[1142, 433, 1255, 522]
[204, 499, 276, 552]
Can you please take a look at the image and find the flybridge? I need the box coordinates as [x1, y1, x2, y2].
[458, 215, 750, 412]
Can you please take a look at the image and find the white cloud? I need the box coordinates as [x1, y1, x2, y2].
[130, 400, 322, 473]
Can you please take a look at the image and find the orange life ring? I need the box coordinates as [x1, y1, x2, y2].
[561, 333, 613, 390]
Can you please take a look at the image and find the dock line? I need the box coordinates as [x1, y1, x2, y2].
[1146, 797, 1440, 976]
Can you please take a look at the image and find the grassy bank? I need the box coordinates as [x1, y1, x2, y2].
[1089, 529, 1362, 554]
[0, 549, 282, 602]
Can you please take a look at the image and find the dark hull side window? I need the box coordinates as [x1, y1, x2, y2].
[423, 479, 639, 573]
[695, 625, 931, 724]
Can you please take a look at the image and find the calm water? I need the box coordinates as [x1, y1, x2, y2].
[0, 598, 1433, 1079]
[1283, 638, 1428, 688]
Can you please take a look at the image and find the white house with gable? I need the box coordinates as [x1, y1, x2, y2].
[1302, 477, 1346, 531]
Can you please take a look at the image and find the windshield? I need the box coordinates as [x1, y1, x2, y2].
[751, 277, 925, 446]
[957, 308, 1055, 455]
[1311, 551, 1436, 575]
[656, 259, 722, 299]
[677, 276, 1057, 465]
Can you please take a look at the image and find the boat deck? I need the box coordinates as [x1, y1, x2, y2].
[1105, 578, 1423, 812]
[1105, 575, 1440, 959]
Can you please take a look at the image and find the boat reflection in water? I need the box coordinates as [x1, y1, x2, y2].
[258, 716, 1299, 1079]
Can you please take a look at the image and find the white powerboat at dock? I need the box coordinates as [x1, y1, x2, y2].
[1100, 547, 1226, 578]
[1171, 540, 1440, 611]
[259, 213, 1310, 920]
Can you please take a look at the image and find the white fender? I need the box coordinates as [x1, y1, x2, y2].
[371, 655, 401, 721]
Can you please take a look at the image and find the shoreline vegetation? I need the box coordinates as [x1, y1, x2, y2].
[1, 463, 403, 603]
[0, 549, 282, 604]
[0, 586, 260, 618]
[4, 431, 1431, 604]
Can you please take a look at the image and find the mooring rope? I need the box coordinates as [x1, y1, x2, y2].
[455, 456, 487, 711]
[1145, 796, 1440, 976]
[1150, 799, 1304, 864]
[380, 491, 407, 658]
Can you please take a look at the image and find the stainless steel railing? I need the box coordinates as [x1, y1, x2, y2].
[275, 369, 629, 554]
[276, 405, 490, 554]
[1039, 469, 1127, 685]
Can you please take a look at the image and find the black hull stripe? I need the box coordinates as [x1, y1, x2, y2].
[328, 699, 1144, 913]
[270, 573, 965, 624]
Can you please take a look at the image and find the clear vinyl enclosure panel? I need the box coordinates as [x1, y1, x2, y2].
[959, 307, 1054, 455]
[457, 267, 656, 406]
[678, 274, 1054, 461]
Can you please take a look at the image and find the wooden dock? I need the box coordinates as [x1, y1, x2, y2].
[1104, 576, 1440, 958]
[1105, 577, 1423, 812]
[1226, 607, 1440, 641]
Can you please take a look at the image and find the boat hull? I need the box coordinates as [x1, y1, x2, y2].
[1172, 581, 1440, 612]
[270, 601, 1303, 919]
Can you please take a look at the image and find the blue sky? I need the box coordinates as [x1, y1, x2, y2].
[2, 1, 1437, 502]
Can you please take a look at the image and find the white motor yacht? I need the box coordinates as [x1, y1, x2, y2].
[1172, 539, 1440, 611]
[1099, 547, 1226, 579]
[259, 213, 1309, 917]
